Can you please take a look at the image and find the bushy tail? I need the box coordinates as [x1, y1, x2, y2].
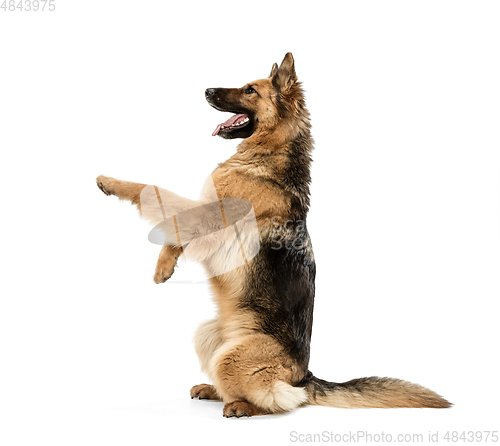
[303, 374, 451, 408]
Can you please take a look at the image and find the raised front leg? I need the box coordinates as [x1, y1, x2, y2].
[96, 174, 259, 271]
[154, 244, 183, 284]
[96, 175, 199, 231]
[96, 175, 146, 207]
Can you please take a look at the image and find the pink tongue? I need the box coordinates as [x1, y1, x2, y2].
[212, 113, 248, 136]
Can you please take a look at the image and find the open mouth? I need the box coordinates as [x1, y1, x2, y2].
[212, 113, 251, 137]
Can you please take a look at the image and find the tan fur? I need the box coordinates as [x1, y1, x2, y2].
[98, 166, 451, 414]
[208, 331, 307, 413]
[190, 384, 221, 401]
[194, 271, 308, 414]
[223, 401, 270, 417]
[154, 244, 182, 284]
[96, 175, 146, 206]
[97, 53, 451, 417]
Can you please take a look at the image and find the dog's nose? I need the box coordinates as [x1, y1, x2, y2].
[205, 88, 216, 98]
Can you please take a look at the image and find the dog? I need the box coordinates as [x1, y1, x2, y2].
[96, 53, 451, 417]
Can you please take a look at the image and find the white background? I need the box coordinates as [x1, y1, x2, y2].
[1, 1, 499, 445]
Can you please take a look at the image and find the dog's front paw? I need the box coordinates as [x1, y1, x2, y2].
[153, 260, 176, 284]
[154, 248, 180, 284]
[96, 175, 115, 196]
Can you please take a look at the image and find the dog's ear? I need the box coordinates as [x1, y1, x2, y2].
[271, 52, 297, 91]
[269, 62, 278, 78]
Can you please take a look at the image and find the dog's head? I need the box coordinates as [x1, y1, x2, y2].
[206, 53, 305, 141]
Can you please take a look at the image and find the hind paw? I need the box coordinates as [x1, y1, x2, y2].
[223, 401, 269, 418]
[190, 384, 221, 400]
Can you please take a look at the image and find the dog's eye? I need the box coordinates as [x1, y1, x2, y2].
[244, 86, 256, 95]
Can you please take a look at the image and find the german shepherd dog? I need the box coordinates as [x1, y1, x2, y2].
[96, 53, 451, 417]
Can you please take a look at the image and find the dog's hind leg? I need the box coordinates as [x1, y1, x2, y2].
[210, 333, 308, 417]
[190, 384, 221, 401]
[222, 401, 270, 417]
[153, 244, 183, 283]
